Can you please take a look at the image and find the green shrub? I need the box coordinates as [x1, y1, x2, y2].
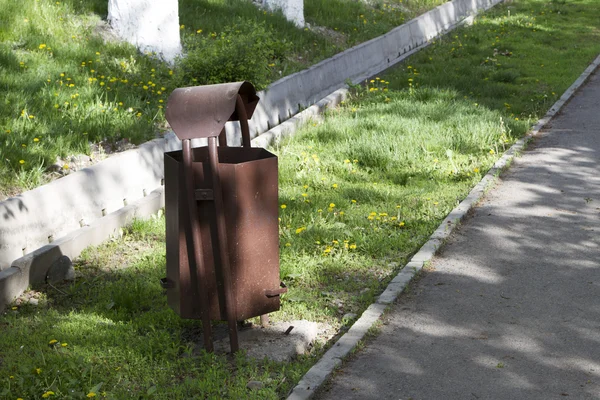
[176, 19, 291, 90]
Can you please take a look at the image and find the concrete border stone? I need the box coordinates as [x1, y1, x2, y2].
[286, 54, 600, 400]
[0, 187, 164, 309]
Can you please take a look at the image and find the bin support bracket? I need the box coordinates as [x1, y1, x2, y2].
[182, 139, 214, 352]
[195, 189, 214, 201]
[207, 136, 239, 353]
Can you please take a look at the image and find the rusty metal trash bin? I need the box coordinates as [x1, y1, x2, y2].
[161, 82, 285, 353]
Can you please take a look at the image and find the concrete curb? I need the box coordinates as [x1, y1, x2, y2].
[251, 89, 349, 148]
[0, 187, 164, 307]
[285, 54, 600, 400]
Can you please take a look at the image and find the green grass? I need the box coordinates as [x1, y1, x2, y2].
[0, 218, 313, 399]
[0, 0, 443, 198]
[2, 0, 600, 398]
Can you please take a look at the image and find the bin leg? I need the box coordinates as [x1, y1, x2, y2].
[182, 139, 214, 352]
[207, 136, 239, 353]
[260, 314, 270, 328]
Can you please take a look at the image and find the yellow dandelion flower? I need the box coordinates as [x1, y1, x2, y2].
[87, 393, 97, 398]
[351, 199, 357, 204]
[332, 183, 338, 188]
[49, 339, 58, 345]
[329, 203, 335, 208]
[280, 204, 287, 209]
[33, 138, 39, 142]
[349, 244, 357, 250]
[19, 160, 25, 165]
[61, 343, 68, 347]
[39, 44, 46, 49]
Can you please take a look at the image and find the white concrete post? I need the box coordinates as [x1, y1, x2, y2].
[264, 0, 305, 28]
[107, 0, 182, 63]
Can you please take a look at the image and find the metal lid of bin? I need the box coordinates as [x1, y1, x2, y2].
[165, 81, 259, 140]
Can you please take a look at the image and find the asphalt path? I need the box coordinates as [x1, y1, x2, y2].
[317, 70, 600, 400]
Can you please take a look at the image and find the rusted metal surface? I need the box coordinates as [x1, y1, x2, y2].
[165, 82, 258, 141]
[235, 94, 252, 148]
[182, 139, 214, 352]
[163, 81, 283, 354]
[165, 145, 281, 320]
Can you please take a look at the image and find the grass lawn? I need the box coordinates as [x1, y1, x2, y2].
[0, 0, 444, 198]
[2, 0, 600, 398]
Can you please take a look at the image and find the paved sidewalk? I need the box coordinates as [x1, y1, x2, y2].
[317, 70, 600, 400]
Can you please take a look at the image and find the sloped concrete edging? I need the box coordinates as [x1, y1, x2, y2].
[286, 54, 600, 400]
[0, 187, 164, 307]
